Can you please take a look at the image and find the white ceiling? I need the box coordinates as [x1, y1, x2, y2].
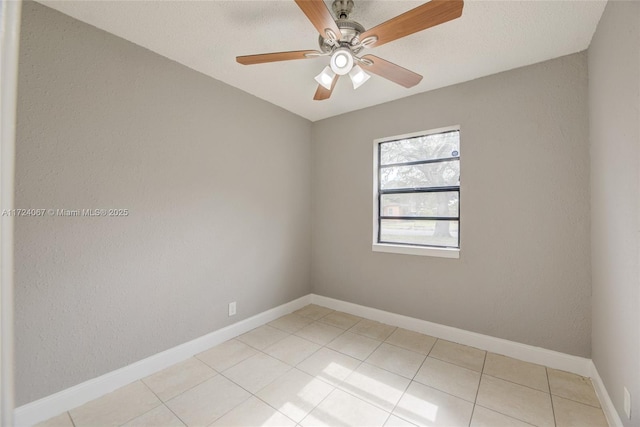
[39, 0, 606, 122]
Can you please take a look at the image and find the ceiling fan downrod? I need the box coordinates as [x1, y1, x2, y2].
[332, 0, 354, 19]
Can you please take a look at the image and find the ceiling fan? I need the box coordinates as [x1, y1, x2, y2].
[236, 0, 464, 100]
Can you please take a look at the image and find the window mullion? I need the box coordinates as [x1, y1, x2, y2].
[380, 156, 460, 169]
[380, 186, 460, 195]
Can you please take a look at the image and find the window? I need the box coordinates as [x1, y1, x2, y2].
[373, 126, 460, 258]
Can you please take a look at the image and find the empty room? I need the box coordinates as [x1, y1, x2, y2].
[0, 0, 638, 426]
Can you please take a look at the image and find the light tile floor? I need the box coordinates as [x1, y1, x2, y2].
[37, 304, 609, 427]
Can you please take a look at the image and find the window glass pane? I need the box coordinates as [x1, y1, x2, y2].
[380, 131, 459, 165]
[380, 160, 459, 190]
[380, 219, 459, 248]
[381, 192, 458, 218]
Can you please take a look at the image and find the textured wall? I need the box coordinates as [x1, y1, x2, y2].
[15, 2, 311, 405]
[311, 52, 591, 357]
[589, 1, 640, 425]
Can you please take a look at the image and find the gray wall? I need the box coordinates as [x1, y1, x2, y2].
[15, 2, 311, 405]
[589, 1, 640, 425]
[311, 52, 591, 357]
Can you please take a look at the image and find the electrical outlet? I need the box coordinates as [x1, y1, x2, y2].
[228, 302, 237, 317]
[624, 386, 631, 419]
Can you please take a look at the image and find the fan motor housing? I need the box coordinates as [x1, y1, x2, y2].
[318, 19, 365, 53]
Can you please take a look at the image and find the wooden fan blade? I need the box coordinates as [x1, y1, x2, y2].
[314, 75, 339, 100]
[361, 55, 423, 88]
[237, 50, 320, 65]
[360, 0, 463, 48]
[295, 0, 343, 40]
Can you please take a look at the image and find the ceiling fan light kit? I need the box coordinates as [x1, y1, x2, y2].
[236, 0, 464, 100]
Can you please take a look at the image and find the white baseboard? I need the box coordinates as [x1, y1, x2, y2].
[13, 295, 312, 427]
[310, 294, 593, 377]
[590, 361, 624, 427]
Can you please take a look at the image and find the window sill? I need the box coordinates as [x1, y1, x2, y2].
[372, 243, 460, 259]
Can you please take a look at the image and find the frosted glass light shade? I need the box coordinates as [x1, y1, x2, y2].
[349, 65, 370, 89]
[314, 66, 336, 90]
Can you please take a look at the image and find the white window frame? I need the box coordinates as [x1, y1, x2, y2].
[372, 125, 461, 259]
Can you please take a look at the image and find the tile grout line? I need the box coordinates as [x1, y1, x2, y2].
[217, 356, 293, 396]
[140, 362, 219, 409]
[546, 369, 604, 410]
[163, 403, 188, 427]
[140, 359, 217, 400]
[176, 331, 299, 425]
[236, 325, 292, 352]
[547, 368, 558, 427]
[291, 318, 348, 346]
[266, 348, 323, 367]
[134, 381, 188, 427]
[204, 393, 255, 427]
[427, 352, 483, 373]
[481, 372, 551, 394]
[250, 353, 332, 423]
[294, 310, 369, 425]
[297, 309, 419, 425]
[346, 319, 397, 342]
[479, 367, 603, 409]
[472, 380, 552, 426]
[235, 309, 347, 426]
[266, 317, 315, 335]
[381, 337, 432, 356]
[388, 337, 532, 426]
[544, 365, 552, 394]
[194, 349, 250, 373]
[331, 333, 384, 363]
[550, 393, 604, 409]
[473, 403, 539, 427]
[382, 338, 435, 426]
[65, 410, 76, 427]
[407, 340, 486, 405]
[250, 393, 301, 425]
[467, 348, 488, 426]
[329, 329, 434, 383]
[471, 357, 556, 427]
[215, 350, 299, 424]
